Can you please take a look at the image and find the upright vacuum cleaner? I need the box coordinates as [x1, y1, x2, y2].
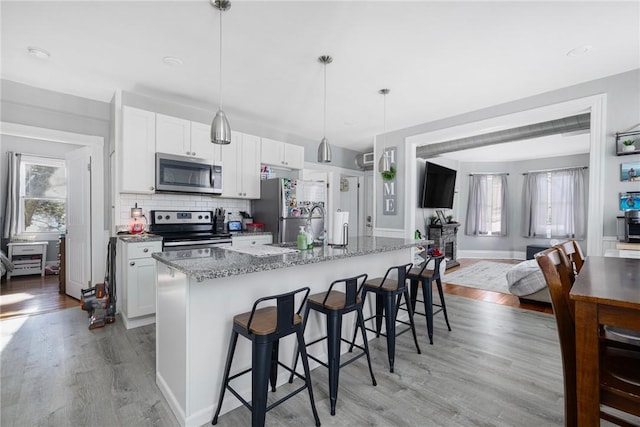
[80, 237, 117, 330]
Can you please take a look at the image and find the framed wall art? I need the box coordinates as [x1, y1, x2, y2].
[620, 161, 640, 182]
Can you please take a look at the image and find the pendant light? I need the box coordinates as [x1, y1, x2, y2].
[317, 55, 333, 163]
[210, 0, 231, 145]
[379, 88, 391, 173]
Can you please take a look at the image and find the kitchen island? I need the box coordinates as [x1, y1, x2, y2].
[153, 236, 429, 427]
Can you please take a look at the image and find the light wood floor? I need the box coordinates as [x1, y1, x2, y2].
[0, 258, 550, 320]
[0, 274, 78, 320]
[0, 290, 565, 427]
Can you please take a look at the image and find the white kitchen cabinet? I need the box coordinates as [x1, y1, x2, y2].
[120, 106, 156, 193]
[231, 234, 273, 247]
[117, 239, 162, 329]
[221, 132, 261, 199]
[261, 138, 304, 169]
[190, 121, 220, 162]
[156, 113, 191, 157]
[157, 115, 219, 162]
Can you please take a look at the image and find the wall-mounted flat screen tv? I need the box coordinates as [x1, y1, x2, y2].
[420, 161, 457, 209]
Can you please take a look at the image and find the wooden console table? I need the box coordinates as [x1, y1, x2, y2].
[428, 223, 460, 269]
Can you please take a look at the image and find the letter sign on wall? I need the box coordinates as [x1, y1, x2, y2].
[382, 147, 397, 216]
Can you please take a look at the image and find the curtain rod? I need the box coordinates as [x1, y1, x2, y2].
[522, 166, 588, 175]
[468, 172, 509, 176]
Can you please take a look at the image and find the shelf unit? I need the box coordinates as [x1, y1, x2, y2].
[616, 130, 640, 156]
[6, 241, 48, 278]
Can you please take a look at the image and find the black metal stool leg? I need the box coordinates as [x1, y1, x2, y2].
[251, 341, 273, 427]
[288, 304, 311, 383]
[326, 311, 342, 416]
[356, 306, 377, 386]
[270, 340, 279, 392]
[422, 278, 434, 344]
[375, 293, 384, 337]
[212, 330, 239, 425]
[383, 292, 396, 372]
[435, 278, 452, 331]
[349, 288, 367, 352]
[296, 328, 321, 427]
[402, 289, 422, 354]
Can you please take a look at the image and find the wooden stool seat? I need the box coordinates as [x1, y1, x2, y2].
[234, 307, 302, 335]
[408, 267, 435, 278]
[307, 291, 362, 310]
[363, 277, 399, 291]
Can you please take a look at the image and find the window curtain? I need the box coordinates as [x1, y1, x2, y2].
[521, 168, 587, 238]
[3, 152, 20, 239]
[465, 174, 508, 236]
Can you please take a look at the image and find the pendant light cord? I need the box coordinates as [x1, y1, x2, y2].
[323, 61, 327, 138]
[219, 6, 223, 110]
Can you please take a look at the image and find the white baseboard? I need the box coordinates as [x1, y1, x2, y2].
[457, 250, 526, 260]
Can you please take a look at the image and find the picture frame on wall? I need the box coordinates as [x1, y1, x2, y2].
[620, 161, 640, 182]
[436, 210, 447, 225]
[619, 192, 640, 211]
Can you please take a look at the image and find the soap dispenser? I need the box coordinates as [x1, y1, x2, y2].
[297, 226, 308, 250]
[305, 221, 314, 249]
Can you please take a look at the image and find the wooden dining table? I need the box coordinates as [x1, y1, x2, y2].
[569, 255, 640, 426]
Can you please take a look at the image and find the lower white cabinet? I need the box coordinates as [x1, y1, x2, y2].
[231, 234, 273, 247]
[117, 239, 162, 329]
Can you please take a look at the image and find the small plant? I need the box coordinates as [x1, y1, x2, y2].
[622, 139, 635, 146]
[381, 165, 397, 181]
[429, 215, 438, 225]
[446, 215, 454, 223]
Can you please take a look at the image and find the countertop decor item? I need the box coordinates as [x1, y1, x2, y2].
[210, 0, 231, 145]
[317, 55, 333, 163]
[622, 139, 636, 152]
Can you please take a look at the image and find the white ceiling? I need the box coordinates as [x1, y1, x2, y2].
[2, 1, 639, 153]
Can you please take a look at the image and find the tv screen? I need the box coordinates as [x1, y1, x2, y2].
[421, 161, 457, 208]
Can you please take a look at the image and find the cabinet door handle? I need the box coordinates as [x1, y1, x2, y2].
[150, 186, 155, 191]
[143, 248, 149, 253]
[130, 261, 135, 266]
[192, 151, 196, 156]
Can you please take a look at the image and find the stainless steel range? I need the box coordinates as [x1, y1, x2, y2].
[149, 210, 231, 249]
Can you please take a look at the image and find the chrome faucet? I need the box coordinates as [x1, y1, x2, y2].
[307, 203, 325, 242]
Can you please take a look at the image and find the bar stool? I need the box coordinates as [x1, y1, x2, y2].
[406, 253, 451, 344]
[211, 287, 321, 427]
[288, 273, 377, 416]
[350, 263, 421, 373]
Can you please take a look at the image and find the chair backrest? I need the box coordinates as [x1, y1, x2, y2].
[555, 239, 585, 275]
[246, 287, 310, 334]
[415, 254, 445, 280]
[536, 248, 577, 426]
[378, 263, 413, 290]
[322, 273, 368, 310]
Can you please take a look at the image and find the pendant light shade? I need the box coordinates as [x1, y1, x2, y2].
[211, 0, 231, 145]
[317, 55, 333, 163]
[379, 88, 391, 173]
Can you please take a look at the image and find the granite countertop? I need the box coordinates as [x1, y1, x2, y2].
[153, 236, 430, 282]
[118, 233, 163, 243]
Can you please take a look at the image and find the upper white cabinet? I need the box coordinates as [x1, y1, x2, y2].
[261, 138, 305, 170]
[221, 132, 261, 199]
[156, 114, 219, 162]
[121, 106, 156, 194]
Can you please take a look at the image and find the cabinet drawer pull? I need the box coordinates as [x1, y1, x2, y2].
[143, 248, 149, 253]
[130, 261, 135, 266]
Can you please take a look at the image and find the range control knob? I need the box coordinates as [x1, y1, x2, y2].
[157, 215, 162, 220]
[198, 215, 203, 220]
[165, 215, 170, 220]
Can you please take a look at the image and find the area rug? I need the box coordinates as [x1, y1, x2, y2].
[443, 261, 514, 293]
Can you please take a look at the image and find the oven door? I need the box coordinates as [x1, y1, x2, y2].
[155, 153, 222, 195]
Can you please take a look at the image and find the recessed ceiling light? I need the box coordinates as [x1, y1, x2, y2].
[566, 45, 592, 57]
[163, 56, 183, 66]
[27, 46, 50, 59]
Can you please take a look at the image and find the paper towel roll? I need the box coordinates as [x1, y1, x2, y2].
[329, 211, 349, 245]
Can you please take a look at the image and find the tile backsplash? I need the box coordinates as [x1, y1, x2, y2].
[118, 193, 250, 230]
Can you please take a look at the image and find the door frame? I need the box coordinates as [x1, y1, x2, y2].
[405, 94, 606, 256]
[1, 122, 105, 288]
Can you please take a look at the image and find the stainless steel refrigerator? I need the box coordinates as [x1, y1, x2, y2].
[253, 178, 326, 244]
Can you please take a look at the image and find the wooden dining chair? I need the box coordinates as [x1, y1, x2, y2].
[536, 248, 640, 426]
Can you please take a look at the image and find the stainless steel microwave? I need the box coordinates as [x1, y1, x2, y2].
[155, 153, 222, 195]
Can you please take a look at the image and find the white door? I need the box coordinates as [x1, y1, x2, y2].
[65, 146, 92, 300]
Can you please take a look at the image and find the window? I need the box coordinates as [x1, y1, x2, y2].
[465, 174, 508, 236]
[522, 168, 587, 239]
[18, 155, 67, 236]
